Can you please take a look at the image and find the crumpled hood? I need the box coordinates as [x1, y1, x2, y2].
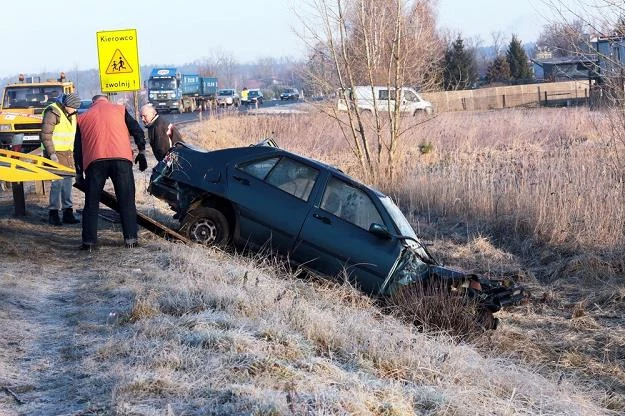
[385, 248, 529, 313]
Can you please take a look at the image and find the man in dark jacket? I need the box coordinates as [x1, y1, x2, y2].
[139, 104, 183, 162]
[74, 95, 147, 251]
[41, 92, 82, 225]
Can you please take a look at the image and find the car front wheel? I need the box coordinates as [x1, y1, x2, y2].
[181, 207, 230, 247]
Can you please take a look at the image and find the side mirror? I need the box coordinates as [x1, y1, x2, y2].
[369, 223, 392, 239]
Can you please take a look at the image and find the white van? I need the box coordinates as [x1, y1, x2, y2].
[337, 86, 433, 115]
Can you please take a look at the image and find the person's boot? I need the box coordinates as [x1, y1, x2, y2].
[48, 210, 62, 226]
[62, 208, 80, 224]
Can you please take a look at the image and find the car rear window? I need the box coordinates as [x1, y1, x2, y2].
[238, 157, 279, 180]
[265, 158, 318, 201]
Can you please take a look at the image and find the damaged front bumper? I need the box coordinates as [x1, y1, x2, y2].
[384, 248, 529, 313]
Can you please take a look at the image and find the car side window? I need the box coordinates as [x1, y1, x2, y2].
[238, 157, 280, 180]
[321, 177, 383, 230]
[404, 90, 417, 101]
[265, 158, 319, 201]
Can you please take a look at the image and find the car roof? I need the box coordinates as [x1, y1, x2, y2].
[276, 147, 385, 197]
[206, 143, 385, 197]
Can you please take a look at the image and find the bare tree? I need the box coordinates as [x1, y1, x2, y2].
[490, 31, 507, 57]
[536, 20, 586, 57]
[297, 0, 442, 183]
[543, 0, 625, 187]
[195, 49, 239, 88]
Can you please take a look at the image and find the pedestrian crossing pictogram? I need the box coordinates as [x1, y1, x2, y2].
[105, 49, 133, 74]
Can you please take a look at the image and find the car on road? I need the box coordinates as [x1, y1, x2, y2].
[148, 140, 527, 324]
[280, 88, 299, 100]
[77, 100, 92, 115]
[246, 89, 263, 105]
[215, 88, 240, 107]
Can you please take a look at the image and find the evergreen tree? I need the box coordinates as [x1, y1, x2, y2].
[506, 35, 533, 81]
[486, 55, 511, 84]
[443, 35, 478, 90]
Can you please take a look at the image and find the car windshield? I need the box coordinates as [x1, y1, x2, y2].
[79, 101, 91, 110]
[249, 91, 260, 97]
[218, 90, 233, 96]
[2, 86, 63, 109]
[379, 195, 429, 258]
[404, 90, 418, 101]
[148, 79, 177, 90]
[283, 89, 294, 94]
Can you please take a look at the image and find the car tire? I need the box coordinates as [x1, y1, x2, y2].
[181, 207, 230, 247]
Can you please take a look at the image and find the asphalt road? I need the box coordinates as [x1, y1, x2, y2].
[163, 98, 303, 125]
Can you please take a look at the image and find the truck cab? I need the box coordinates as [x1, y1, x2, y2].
[147, 68, 218, 113]
[0, 73, 75, 152]
[147, 68, 183, 113]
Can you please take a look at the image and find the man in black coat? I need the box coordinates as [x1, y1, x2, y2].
[139, 104, 183, 162]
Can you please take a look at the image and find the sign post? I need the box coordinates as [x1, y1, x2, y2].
[96, 28, 141, 119]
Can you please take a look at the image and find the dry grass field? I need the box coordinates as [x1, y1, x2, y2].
[0, 105, 623, 414]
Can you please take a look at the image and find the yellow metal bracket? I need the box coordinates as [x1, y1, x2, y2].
[0, 149, 75, 182]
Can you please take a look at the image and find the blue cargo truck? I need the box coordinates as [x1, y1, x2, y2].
[147, 68, 218, 113]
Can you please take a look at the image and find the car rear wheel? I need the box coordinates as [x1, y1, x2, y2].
[181, 207, 230, 247]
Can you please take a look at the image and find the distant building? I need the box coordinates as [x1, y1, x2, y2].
[531, 36, 625, 83]
[592, 36, 625, 83]
[532, 55, 598, 81]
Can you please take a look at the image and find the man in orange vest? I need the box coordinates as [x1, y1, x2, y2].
[73, 95, 147, 251]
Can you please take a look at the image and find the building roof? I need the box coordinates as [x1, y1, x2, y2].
[532, 55, 598, 67]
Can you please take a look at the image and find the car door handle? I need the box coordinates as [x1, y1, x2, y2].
[233, 176, 250, 186]
[313, 213, 331, 224]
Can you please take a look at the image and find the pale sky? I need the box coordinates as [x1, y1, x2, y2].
[438, 0, 556, 44]
[1, 0, 558, 79]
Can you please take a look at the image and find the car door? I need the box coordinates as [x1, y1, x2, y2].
[226, 155, 320, 253]
[292, 176, 402, 295]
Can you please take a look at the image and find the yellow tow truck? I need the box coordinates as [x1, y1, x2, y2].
[0, 73, 75, 152]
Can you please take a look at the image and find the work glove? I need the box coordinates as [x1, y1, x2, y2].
[74, 172, 85, 188]
[135, 152, 147, 172]
[49, 153, 59, 163]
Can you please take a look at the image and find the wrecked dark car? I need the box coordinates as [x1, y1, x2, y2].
[148, 140, 527, 324]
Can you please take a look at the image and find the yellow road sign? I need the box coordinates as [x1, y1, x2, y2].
[0, 149, 74, 182]
[96, 29, 140, 93]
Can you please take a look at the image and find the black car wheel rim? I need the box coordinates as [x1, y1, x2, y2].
[190, 219, 218, 244]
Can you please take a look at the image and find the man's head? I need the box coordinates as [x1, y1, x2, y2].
[140, 104, 158, 126]
[62, 92, 81, 113]
[92, 94, 108, 103]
